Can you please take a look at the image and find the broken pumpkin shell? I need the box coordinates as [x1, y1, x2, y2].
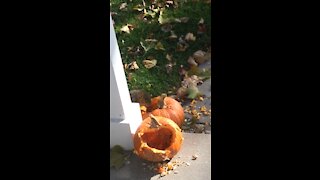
[133, 116, 184, 162]
[148, 96, 185, 127]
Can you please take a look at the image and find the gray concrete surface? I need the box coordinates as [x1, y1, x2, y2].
[110, 133, 211, 180]
[181, 58, 212, 134]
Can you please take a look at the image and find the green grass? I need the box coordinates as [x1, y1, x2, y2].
[110, 0, 211, 97]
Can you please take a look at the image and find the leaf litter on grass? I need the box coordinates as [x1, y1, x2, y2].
[111, 0, 211, 97]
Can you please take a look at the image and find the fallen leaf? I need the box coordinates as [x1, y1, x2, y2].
[176, 86, 188, 99]
[151, 7, 160, 13]
[144, 10, 156, 18]
[185, 32, 196, 41]
[193, 50, 207, 64]
[133, 4, 144, 11]
[187, 56, 198, 66]
[192, 154, 199, 160]
[127, 61, 139, 70]
[119, 3, 128, 10]
[181, 75, 203, 88]
[166, 0, 174, 5]
[120, 24, 134, 34]
[172, 18, 181, 23]
[155, 42, 165, 50]
[110, 12, 118, 16]
[158, 10, 164, 24]
[187, 85, 200, 99]
[177, 36, 189, 51]
[127, 46, 142, 56]
[166, 54, 173, 61]
[179, 65, 188, 77]
[143, 59, 157, 69]
[179, 17, 190, 23]
[158, 9, 172, 24]
[145, 39, 158, 42]
[168, 31, 178, 39]
[198, 18, 204, 24]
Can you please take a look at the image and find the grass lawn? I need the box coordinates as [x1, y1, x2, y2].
[110, 0, 211, 97]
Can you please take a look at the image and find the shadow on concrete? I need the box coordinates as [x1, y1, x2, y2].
[110, 153, 160, 180]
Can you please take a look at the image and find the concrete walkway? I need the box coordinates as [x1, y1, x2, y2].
[110, 133, 211, 180]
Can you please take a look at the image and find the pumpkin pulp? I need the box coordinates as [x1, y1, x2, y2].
[141, 127, 173, 150]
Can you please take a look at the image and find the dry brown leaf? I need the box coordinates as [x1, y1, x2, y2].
[166, 1, 174, 4]
[176, 36, 189, 51]
[119, 3, 128, 10]
[155, 42, 165, 50]
[181, 75, 203, 88]
[143, 59, 157, 69]
[110, 12, 118, 16]
[127, 61, 139, 70]
[180, 17, 190, 23]
[168, 31, 177, 39]
[187, 56, 198, 66]
[185, 33, 196, 41]
[193, 50, 207, 64]
[176, 43, 189, 52]
[179, 65, 188, 77]
[133, 4, 144, 11]
[166, 54, 173, 61]
[198, 18, 204, 24]
[145, 39, 158, 42]
[120, 24, 134, 34]
[176, 86, 188, 99]
[192, 154, 199, 160]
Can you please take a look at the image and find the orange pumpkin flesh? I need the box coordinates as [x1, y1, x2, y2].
[148, 96, 185, 127]
[133, 116, 183, 162]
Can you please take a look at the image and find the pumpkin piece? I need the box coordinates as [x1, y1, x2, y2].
[148, 94, 185, 127]
[133, 116, 183, 162]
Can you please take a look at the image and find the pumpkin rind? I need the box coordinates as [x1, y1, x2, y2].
[133, 116, 183, 162]
[149, 96, 185, 127]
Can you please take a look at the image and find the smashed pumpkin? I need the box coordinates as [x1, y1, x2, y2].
[147, 94, 185, 127]
[133, 115, 183, 162]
